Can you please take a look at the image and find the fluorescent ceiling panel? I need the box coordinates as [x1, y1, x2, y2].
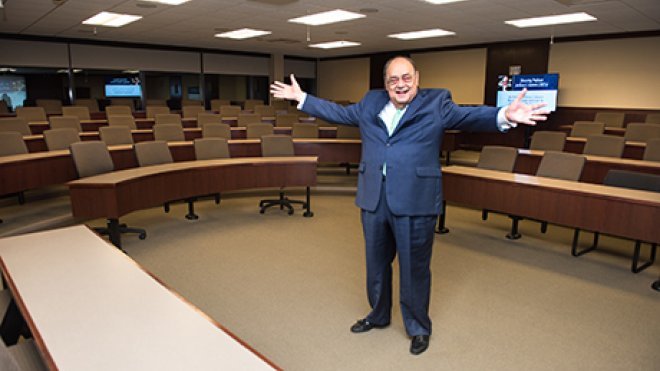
[82, 12, 142, 27]
[308, 40, 361, 49]
[289, 9, 365, 26]
[423, 0, 470, 4]
[505, 12, 597, 28]
[215, 28, 272, 39]
[388, 28, 455, 40]
[140, 0, 192, 5]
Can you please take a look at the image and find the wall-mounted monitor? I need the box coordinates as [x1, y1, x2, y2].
[0, 75, 27, 109]
[105, 76, 142, 98]
[496, 73, 559, 112]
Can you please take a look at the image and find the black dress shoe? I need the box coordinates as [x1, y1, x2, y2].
[350, 319, 389, 333]
[410, 335, 430, 355]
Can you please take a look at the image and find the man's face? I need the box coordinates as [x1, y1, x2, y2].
[385, 58, 419, 109]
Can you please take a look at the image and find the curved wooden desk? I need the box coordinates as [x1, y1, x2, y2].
[68, 157, 318, 246]
[564, 136, 646, 159]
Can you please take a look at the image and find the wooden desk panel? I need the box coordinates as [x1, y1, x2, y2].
[0, 150, 75, 196]
[442, 166, 660, 244]
[0, 226, 278, 370]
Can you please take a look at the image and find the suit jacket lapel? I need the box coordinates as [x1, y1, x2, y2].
[391, 89, 426, 137]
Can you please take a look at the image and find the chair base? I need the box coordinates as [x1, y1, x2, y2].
[259, 187, 313, 217]
[94, 218, 146, 249]
[164, 194, 221, 220]
[652, 279, 660, 292]
[572, 229, 657, 273]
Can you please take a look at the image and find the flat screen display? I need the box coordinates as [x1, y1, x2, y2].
[105, 77, 142, 98]
[496, 73, 559, 112]
[0, 75, 27, 109]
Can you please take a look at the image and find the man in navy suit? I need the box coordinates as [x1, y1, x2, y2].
[271, 56, 549, 355]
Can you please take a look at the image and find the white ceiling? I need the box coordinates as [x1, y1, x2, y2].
[0, 0, 658, 58]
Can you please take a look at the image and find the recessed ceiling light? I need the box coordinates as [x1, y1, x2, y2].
[289, 9, 365, 26]
[422, 0, 470, 4]
[308, 40, 361, 49]
[139, 0, 191, 5]
[505, 12, 597, 28]
[214, 28, 272, 39]
[388, 28, 456, 40]
[82, 12, 142, 27]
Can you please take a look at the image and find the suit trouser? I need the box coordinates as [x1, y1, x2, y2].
[361, 179, 436, 336]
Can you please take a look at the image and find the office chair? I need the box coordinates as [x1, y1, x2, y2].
[197, 113, 222, 127]
[36, 99, 63, 115]
[572, 170, 659, 273]
[594, 111, 625, 128]
[292, 123, 319, 138]
[624, 123, 660, 143]
[99, 126, 134, 146]
[570, 121, 605, 138]
[529, 131, 566, 151]
[154, 124, 185, 142]
[476, 146, 519, 238]
[238, 113, 262, 127]
[210, 99, 231, 112]
[49, 115, 82, 132]
[246, 123, 274, 139]
[182, 105, 205, 119]
[258, 135, 309, 216]
[582, 135, 625, 158]
[16, 107, 47, 123]
[62, 106, 91, 121]
[243, 99, 263, 111]
[219, 105, 241, 117]
[202, 123, 231, 139]
[275, 113, 299, 127]
[74, 99, 100, 113]
[154, 113, 183, 127]
[134, 141, 199, 220]
[643, 138, 660, 162]
[194, 137, 230, 160]
[43, 128, 80, 151]
[0, 118, 31, 135]
[645, 113, 660, 124]
[336, 125, 361, 174]
[254, 105, 276, 117]
[69, 141, 146, 248]
[105, 105, 133, 117]
[107, 115, 138, 130]
[0, 132, 28, 156]
[146, 105, 170, 119]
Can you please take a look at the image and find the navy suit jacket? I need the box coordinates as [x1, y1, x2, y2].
[302, 89, 500, 216]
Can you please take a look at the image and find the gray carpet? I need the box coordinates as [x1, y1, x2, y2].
[1, 166, 658, 370]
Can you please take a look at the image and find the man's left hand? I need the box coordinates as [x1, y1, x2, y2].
[505, 89, 551, 126]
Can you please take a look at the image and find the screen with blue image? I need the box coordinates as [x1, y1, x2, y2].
[496, 73, 559, 111]
[0, 75, 27, 109]
[105, 76, 142, 97]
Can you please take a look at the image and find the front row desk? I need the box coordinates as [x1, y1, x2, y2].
[0, 226, 279, 370]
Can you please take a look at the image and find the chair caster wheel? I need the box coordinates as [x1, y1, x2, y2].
[259, 209, 265, 214]
[139, 233, 147, 240]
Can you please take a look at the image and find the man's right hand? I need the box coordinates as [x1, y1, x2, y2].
[270, 74, 305, 102]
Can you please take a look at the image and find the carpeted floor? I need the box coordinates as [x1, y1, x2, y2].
[0, 164, 658, 370]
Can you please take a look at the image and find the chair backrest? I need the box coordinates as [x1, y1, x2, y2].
[43, 128, 80, 151]
[594, 111, 625, 128]
[36, 99, 63, 115]
[182, 105, 205, 118]
[536, 151, 586, 181]
[16, 106, 47, 122]
[244, 99, 263, 110]
[146, 105, 170, 119]
[109, 98, 135, 111]
[220, 105, 241, 117]
[238, 113, 261, 127]
[70, 141, 114, 178]
[645, 112, 660, 124]
[181, 99, 202, 107]
[49, 115, 81, 132]
[336, 125, 361, 139]
[570, 121, 605, 138]
[62, 106, 91, 120]
[153, 124, 185, 142]
[0, 117, 31, 135]
[210, 99, 231, 111]
[202, 123, 231, 139]
[292, 123, 319, 138]
[275, 113, 299, 127]
[74, 98, 100, 113]
[155, 113, 182, 127]
[105, 105, 132, 117]
[623, 123, 660, 143]
[134, 141, 173, 167]
[529, 131, 566, 151]
[146, 99, 167, 107]
[197, 113, 221, 127]
[0, 132, 28, 156]
[477, 145, 517, 172]
[643, 138, 660, 162]
[246, 123, 274, 139]
[107, 115, 137, 130]
[99, 126, 134, 145]
[261, 135, 294, 157]
[254, 105, 275, 117]
[603, 170, 660, 192]
[582, 135, 625, 158]
[194, 137, 230, 160]
[271, 100, 289, 111]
